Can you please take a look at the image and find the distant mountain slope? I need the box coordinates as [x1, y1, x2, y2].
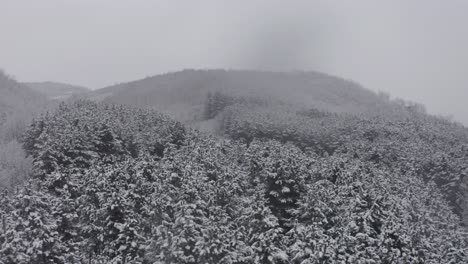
[0, 71, 49, 141]
[25, 81, 89, 100]
[90, 69, 404, 121]
[0, 70, 49, 188]
[0, 72, 47, 114]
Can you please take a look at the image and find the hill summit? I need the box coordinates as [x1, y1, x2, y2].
[91, 69, 414, 122]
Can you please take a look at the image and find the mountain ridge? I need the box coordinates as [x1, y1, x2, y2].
[89, 69, 413, 123]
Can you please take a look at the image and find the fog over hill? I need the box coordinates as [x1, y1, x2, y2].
[2, 0, 468, 125]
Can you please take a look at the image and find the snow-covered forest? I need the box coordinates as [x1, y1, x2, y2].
[2, 0, 468, 262]
[1, 70, 468, 263]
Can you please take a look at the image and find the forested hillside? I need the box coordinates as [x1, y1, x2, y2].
[210, 93, 468, 219]
[1, 68, 468, 263]
[1, 100, 467, 263]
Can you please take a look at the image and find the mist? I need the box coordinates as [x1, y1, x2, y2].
[1, 0, 467, 124]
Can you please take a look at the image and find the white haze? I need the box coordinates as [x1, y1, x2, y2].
[1, 0, 467, 124]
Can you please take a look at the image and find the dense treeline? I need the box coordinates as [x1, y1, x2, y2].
[1, 100, 467, 263]
[215, 94, 468, 221]
[23, 101, 186, 176]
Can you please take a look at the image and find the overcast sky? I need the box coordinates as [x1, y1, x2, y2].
[1, 0, 467, 124]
